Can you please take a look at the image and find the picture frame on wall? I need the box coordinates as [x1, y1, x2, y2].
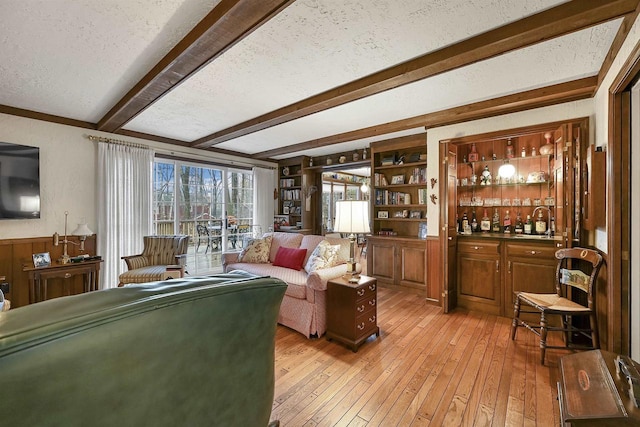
[32, 252, 51, 268]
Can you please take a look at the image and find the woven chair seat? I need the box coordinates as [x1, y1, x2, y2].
[518, 292, 590, 313]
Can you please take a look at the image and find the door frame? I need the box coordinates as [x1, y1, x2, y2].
[608, 41, 640, 354]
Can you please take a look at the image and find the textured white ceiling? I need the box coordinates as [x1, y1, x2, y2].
[0, 0, 624, 160]
[127, 0, 568, 141]
[0, 0, 218, 121]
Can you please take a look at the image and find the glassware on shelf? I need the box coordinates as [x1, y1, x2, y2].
[502, 198, 511, 206]
[544, 196, 555, 206]
[523, 198, 531, 206]
[512, 198, 521, 206]
[533, 198, 542, 206]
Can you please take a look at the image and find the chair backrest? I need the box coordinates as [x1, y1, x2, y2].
[196, 224, 208, 236]
[142, 235, 190, 265]
[555, 247, 603, 307]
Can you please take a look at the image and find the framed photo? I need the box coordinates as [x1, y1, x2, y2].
[283, 206, 290, 214]
[33, 252, 51, 268]
[377, 210, 389, 219]
[410, 210, 422, 219]
[391, 174, 405, 185]
[402, 209, 409, 218]
[393, 211, 404, 218]
[418, 222, 428, 239]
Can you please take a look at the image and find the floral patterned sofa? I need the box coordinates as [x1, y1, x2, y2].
[222, 232, 359, 338]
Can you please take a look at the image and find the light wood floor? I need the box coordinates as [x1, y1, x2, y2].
[272, 286, 567, 426]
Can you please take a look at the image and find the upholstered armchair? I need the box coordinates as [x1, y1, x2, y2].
[118, 235, 189, 286]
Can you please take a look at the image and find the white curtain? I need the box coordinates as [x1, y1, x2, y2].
[253, 167, 276, 235]
[97, 142, 154, 289]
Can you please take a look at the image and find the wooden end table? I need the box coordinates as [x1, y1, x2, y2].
[326, 274, 379, 352]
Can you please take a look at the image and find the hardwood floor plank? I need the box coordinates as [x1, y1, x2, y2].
[273, 286, 563, 426]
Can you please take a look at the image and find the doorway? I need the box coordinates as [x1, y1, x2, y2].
[320, 167, 370, 234]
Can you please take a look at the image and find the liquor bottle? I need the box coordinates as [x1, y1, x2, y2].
[550, 216, 556, 235]
[461, 211, 469, 232]
[471, 210, 478, 233]
[506, 138, 514, 159]
[514, 211, 524, 234]
[491, 208, 501, 233]
[524, 215, 533, 235]
[521, 146, 526, 157]
[468, 143, 479, 162]
[480, 208, 491, 232]
[503, 209, 512, 234]
[457, 213, 462, 233]
[535, 210, 547, 235]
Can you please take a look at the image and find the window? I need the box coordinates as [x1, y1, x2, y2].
[153, 159, 254, 274]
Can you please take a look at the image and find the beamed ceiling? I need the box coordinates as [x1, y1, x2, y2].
[1, 0, 639, 161]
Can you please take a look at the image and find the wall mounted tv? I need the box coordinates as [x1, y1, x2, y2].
[0, 142, 40, 219]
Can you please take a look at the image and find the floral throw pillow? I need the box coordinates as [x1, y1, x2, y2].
[304, 240, 340, 273]
[238, 235, 272, 263]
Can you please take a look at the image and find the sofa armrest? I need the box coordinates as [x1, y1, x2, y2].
[121, 254, 148, 270]
[222, 251, 241, 272]
[307, 262, 363, 292]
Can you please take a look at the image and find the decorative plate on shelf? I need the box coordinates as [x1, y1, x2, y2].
[282, 166, 290, 176]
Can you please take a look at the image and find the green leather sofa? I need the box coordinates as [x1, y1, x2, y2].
[0, 271, 286, 426]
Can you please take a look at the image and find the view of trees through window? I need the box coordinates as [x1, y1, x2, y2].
[153, 160, 254, 274]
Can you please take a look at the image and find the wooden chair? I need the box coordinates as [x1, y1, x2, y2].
[510, 247, 603, 365]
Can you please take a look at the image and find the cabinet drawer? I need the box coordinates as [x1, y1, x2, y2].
[506, 243, 557, 259]
[458, 240, 500, 255]
[355, 309, 378, 338]
[355, 294, 377, 315]
[355, 282, 377, 301]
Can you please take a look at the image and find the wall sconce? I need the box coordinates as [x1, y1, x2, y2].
[53, 211, 93, 264]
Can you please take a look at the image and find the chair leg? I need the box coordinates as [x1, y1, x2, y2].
[511, 295, 521, 340]
[562, 314, 570, 346]
[540, 312, 548, 365]
[590, 312, 600, 349]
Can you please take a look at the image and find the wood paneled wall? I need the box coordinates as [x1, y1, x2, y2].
[0, 235, 96, 308]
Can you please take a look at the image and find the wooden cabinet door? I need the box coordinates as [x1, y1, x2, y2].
[368, 239, 396, 285]
[504, 242, 558, 317]
[441, 142, 458, 312]
[398, 241, 427, 291]
[457, 241, 501, 315]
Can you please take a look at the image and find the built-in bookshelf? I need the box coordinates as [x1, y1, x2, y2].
[370, 134, 428, 239]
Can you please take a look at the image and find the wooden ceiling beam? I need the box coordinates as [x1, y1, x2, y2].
[252, 77, 597, 159]
[97, 0, 294, 133]
[193, 0, 638, 149]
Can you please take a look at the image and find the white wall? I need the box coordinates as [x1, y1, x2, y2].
[425, 98, 594, 237]
[0, 113, 276, 240]
[0, 114, 97, 239]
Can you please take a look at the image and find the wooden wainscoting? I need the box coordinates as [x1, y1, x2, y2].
[0, 235, 96, 308]
[273, 286, 564, 426]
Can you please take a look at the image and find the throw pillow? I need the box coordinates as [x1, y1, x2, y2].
[238, 235, 272, 263]
[305, 240, 340, 273]
[273, 247, 308, 270]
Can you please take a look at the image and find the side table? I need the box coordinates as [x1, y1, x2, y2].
[557, 349, 640, 426]
[326, 274, 379, 352]
[23, 259, 103, 304]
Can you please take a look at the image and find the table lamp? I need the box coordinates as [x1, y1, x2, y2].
[333, 200, 370, 282]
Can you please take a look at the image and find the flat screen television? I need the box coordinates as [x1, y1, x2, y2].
[0, 142, 40, 219]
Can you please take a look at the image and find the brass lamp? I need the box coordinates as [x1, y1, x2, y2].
[333, 200, 370, 283]
[53, 212, 93, 263]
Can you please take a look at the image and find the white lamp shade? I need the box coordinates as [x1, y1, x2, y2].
[71, 223, 94, 236]
[333, 200, 370, 234]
